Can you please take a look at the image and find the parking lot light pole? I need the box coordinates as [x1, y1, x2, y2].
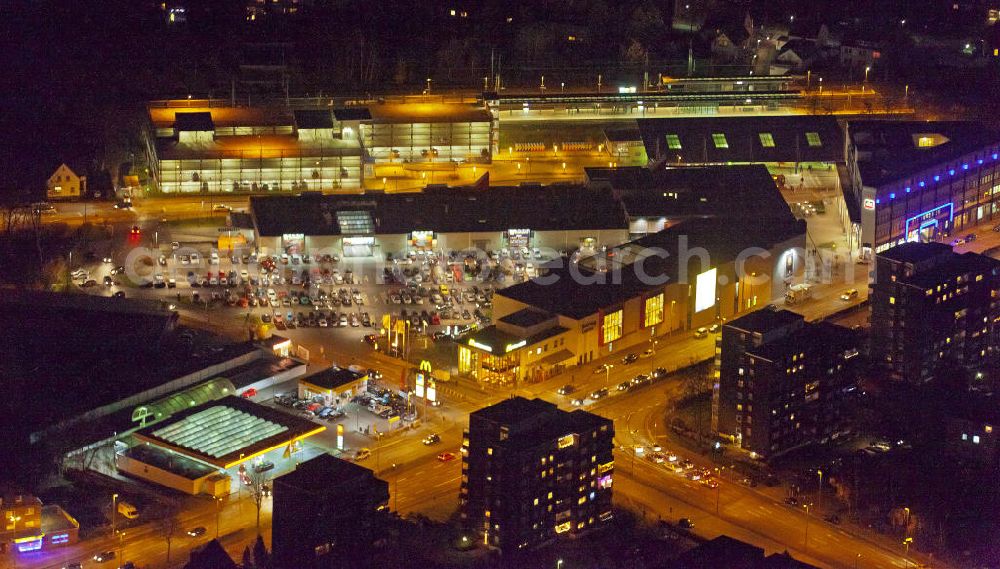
[605, 364, 614, 390]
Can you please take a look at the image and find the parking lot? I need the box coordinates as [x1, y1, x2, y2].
[70, 238, 570, 358]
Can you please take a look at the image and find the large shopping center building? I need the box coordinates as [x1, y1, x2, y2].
[249, 183, 630, 259]
[146, 98, 494, 193]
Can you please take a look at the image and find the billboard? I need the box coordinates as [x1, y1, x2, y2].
[695, 268, 717, 313]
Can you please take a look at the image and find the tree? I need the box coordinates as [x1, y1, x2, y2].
[245, 467, 271, 534]
[156, 507, 183, 564]
[252, 535, 271, 569]
[241, 546, 254, 569]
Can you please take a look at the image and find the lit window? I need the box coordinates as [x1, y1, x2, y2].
[644, 293, 664, 328]
[547, 491, 553, 500]
[534, 498, 539, 505]
[973, 435, 981, 444]
[601, 309, 623, 344]
[806, 132, 822, 147]
[962, 433, 968, 440]
[986, 425, 993, 433]
[712, 133, 729, 149]
[889, 296, 895, 305]
[487, 447, 493, 456]
[666, 134, 682, 149]
[759, 133, 775, 147]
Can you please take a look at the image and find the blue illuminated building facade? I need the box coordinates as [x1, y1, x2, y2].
[845, 121, 1000, 254]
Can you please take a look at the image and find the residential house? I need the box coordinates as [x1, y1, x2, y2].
[46, 163, 86, 201]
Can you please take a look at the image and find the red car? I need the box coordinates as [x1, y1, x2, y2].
[437, 452, 456, 462]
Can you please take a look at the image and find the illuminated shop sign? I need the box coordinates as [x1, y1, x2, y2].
[863, 198, 875, 210]
[505, 340, 527, 352]
[468, 339, 493, 353]
[557, 434, 577, 449]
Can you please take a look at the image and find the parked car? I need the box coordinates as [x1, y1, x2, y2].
[678, 518, 695, 529]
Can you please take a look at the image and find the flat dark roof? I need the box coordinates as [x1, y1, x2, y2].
[174, 112, 215, 132]
[877, 242, 953, 264]
[223, 356, 304, 390]
[586, 164, 790, 221]
[300, 366, 366, 391]
[275, 453, 378, 495]
[250, 184, 627, 237]
[725, 307, 805, 336]
[749, 321, 857, 362]
[294, 110, 333, 129]
[637, 115, 843, 164]
[333, 107, 372, 121]
[472, 397, 612, 450]
[498, 216, 805, 320]
[849, 120, 1000, 187]
[498, 308, 554, 328]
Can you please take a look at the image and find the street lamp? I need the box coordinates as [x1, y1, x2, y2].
[557, 559, 564, 569]
[803, 503, 811, 550]
[604, 364, 614, 389]
[215, 497, 223, 538]
[817, 469, 823, 514]
[111, 493, 119, 538]
[903, 537, 913, 569]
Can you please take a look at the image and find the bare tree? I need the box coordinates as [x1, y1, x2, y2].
[245, 467, 271, 534]
[156, 506, 182, 564]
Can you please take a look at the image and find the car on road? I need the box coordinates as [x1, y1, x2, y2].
[622, 353, 638, 364]
[354, 448, 371, 461]
[678, 518, 694, 529]
[617, 381, 632, 392]
[824, 514, 841, 525]
[62, 563, 83, 569]
[94, 551, 116, 562]
[589, 388, 609, 400]
[700, 478, 719, 489]
[187, 526, 207, 537]
[212, 204, 232, 212]
[570, 398, 585, 407]
[423, 433, 441, 445]
[555, 385, 577, 396]
[840, 288, 859, 301]
[437, 452, 457, 462]
[593, 364, 610, 374]
[631, 374, 651, 387]
[708, 323, 721, 334]
[693, 327, 708, 339]
[641, 348, 654, 358]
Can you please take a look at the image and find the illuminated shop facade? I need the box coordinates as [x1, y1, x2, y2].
[845, 121, 1000, 255]
[475, 218, 807, 385]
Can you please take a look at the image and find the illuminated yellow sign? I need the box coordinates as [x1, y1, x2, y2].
[505, 340, 527, 352]
[598, 461, 615, 474]
[468, 339, 493, 353]
[557, 434, 576, 449]
[555, 522, 571, 534]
